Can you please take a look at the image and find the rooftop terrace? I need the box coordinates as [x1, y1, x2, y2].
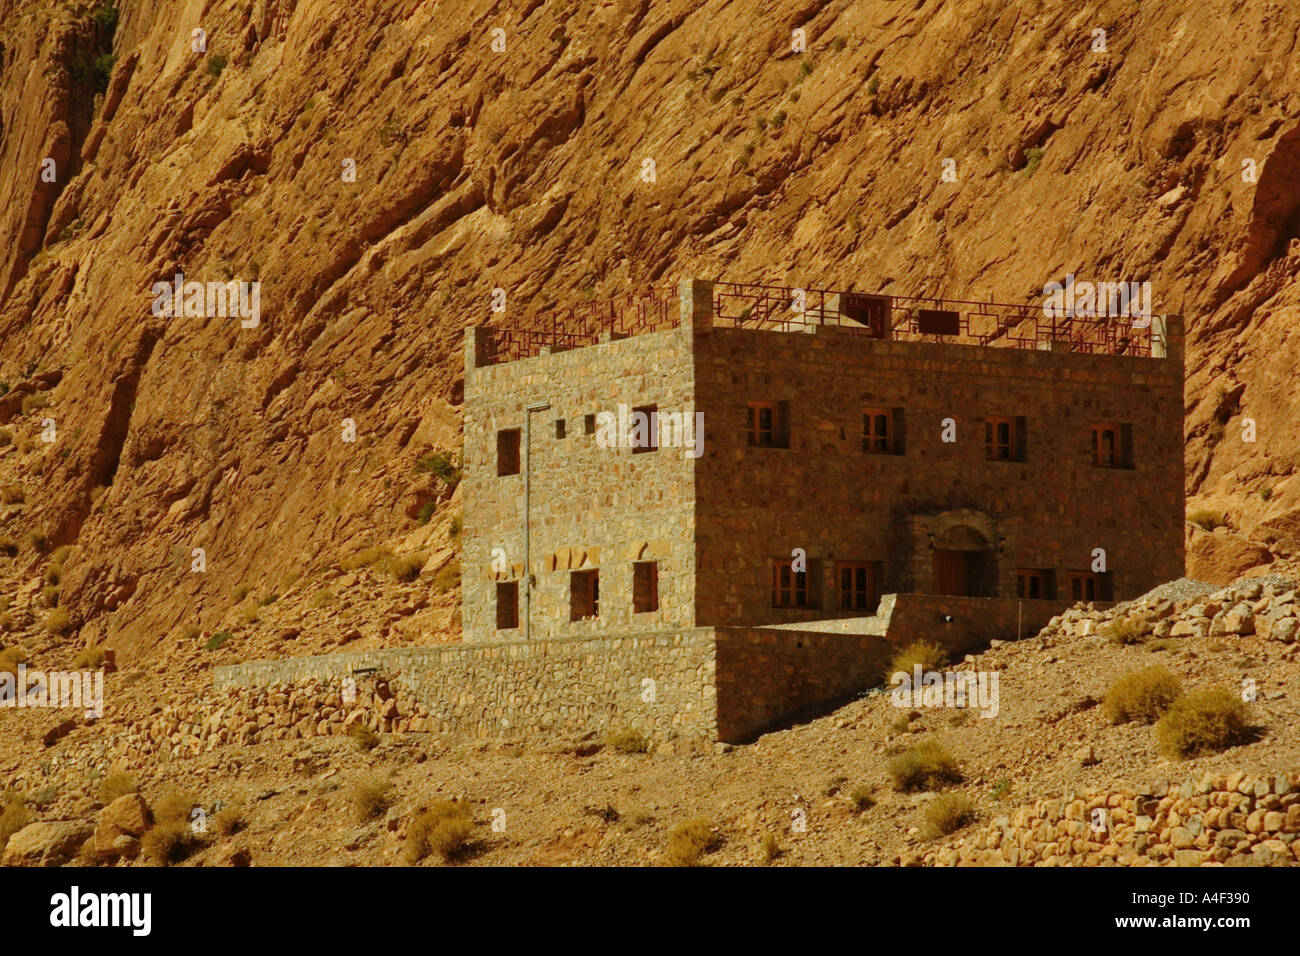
[480, 279, 1171, 366]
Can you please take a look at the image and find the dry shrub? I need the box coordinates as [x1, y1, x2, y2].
[388, 553, 427, 582]
[1103, 618, 1145, 646]
[1103, 666, 1182, 724]
[142, 823, 202, 866]
[406, 800, 476, 863]
[73, 646, 107, 669]
[923, 793, 976, 838]
[433, 560, 461, 594]
[213, 806, 246, 837]
[888, 641, 948, 679]
[153, 791, 200, 826]
[1156, 687, 1252, 758]
[761, 831, 782, 863]
[887, 739, 962, 791]
[340, 546, 393, 572]
[349, 722, 379, 752]
[348, 777, 393, 822]
[1188, 509, 1226, 531]
[848, 785, 876, 811]
[45, 607, 72, 635]
[0, 646, 25, 676]
[665, 817, 721, 867]
[605, 726, 650, 754]
[97, 773, 138, 805]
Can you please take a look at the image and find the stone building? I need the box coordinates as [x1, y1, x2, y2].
[462, 279, 1184, 645]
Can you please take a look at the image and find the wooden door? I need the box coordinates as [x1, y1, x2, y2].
[933, 550, 966, 596]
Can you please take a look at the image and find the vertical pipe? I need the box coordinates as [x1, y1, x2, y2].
[524, 401, 550, 640]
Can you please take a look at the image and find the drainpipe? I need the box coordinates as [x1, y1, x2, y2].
[524, 401, 550, 640]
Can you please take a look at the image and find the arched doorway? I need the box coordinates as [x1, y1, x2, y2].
[932, 524, 995, 596]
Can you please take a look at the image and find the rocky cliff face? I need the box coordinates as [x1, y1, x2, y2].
[1, 0, 1298, 660]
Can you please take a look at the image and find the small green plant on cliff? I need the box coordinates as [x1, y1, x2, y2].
[1188, 508, 1226, 531]
[887, 739, 962, 792]
[1024, 147, 1044, 174]
[1103, 665, 1182, 725]
[205, 631, 232, 651]
[415, 451, 460, 483]
[415, 500, 436, 525]
[207, 54, 228, 77]
[923, 793, 976, 838]
[888, 641, 948, 679]
[1155, 687, 1252, 758]
[666, 817, 721, 867]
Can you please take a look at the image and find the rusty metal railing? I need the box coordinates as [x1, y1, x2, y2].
[481, 280, 1160, 364]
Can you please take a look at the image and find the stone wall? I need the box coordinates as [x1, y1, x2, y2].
[216, 630, 719, 746]
[462, 316, 700, 643]
[916, 772, 1300, 867]
[693, 302, 1185, 628]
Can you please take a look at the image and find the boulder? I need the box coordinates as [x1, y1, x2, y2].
[1, 821, 93, 867]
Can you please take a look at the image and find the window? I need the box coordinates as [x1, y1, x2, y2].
[1015, 569, 1055, 600]
[570, 569, 599, 620]
[496, 582, 519, 629]
[747, 401, 789, 448]
[631, 404, 658, 454]
[772, 559, 812, 608]
[862, 408, 900, 454]
[633, 561, 659, 612]
[985, 416, 1026, 461]
[1067, 571, 1113, 602]
[497, 429, 521, 475]
[583, 414, 596, 435]
[555, 418, 566, 439]
[1091, 423, 1133, 468]
[837, 561, 882, 611]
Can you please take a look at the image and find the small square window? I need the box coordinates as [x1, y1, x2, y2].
[632, 404, 658, 454]
[555, 419, 566, 439]
[1015, 569, 1055, 600]
[985, 416, 1025, 461]
[1091, 423, 1132, 468]
[1067, 571, 1113, 602]
[862, 408, 898, 454]
[747, 401, 789, 448]
[633, 561, 659, 612]
[583, 414, 596, 436]
[497, 429, 521, 475]
[496, 582, 519, 629]
[772, 558, 817, 608]
[836, 561, 882, 611]
[570, 569, 599, 620]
